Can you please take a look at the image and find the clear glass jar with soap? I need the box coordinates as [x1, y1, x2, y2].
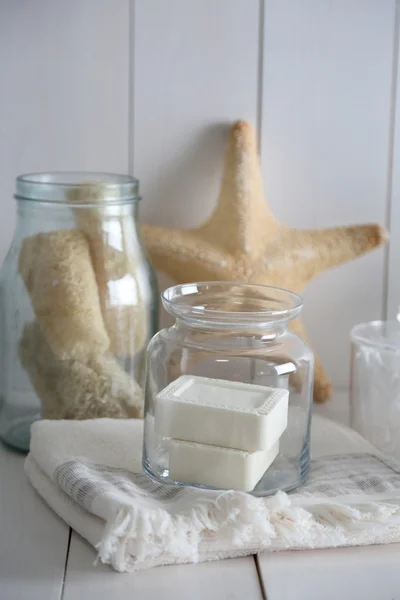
[143, 282, 314, 496]
[0, 173, 158, 452]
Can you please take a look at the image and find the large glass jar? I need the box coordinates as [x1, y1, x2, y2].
[0, 172, 158, 451]
[143, 282, 313, 496]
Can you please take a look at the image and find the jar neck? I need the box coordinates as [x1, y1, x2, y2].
[14, 199, 140, 238]
[162, 283, 303, 338]
[13, 172, 141, 239]
[172, 317, 290, 339]
[15, 172, 139, 203]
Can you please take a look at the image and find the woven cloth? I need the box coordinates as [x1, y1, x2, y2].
[25, 415, 400, 571]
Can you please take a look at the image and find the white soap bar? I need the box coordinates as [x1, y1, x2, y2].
[168, 438, 279, 491]
[154, 375, 288, 451]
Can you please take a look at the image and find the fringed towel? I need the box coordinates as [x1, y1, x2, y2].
[25, 415, 400, 571]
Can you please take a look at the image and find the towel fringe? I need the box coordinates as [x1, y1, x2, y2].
[96, 490, 400, 572]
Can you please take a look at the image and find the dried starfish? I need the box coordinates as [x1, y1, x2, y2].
[142, 120, 388, 402]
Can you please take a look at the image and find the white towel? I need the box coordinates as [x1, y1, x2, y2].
[25, 415, 400, 572]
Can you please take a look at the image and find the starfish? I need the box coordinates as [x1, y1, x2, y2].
[142, 121, 388, 402]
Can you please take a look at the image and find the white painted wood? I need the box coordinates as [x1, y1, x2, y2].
[257, 544, 400, 600]
[132, 0, 260, 325]
[0, 0, 130, 264]
[133, 0, 260, 227]
[261, 0, 395, 388]
[0, 0, 395, 388]
[387, 3, 400, 320]
[63, 533, 263, 600]
[0, 443, 70, 600]
[314, 389, 350, 426]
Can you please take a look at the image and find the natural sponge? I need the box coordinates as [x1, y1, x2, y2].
[19, 321, 144, 420]
[18, 229, 110, 361]
[68, 183, 148, 357]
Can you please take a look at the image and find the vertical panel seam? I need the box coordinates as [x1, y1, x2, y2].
[128, 0, 135, 175]
[251, 0, 266, 384]
[60, 528, 72, 600]
[254, 555, 268, 600]
[383, 0, 400, 320]
[256, 0, 265, 155]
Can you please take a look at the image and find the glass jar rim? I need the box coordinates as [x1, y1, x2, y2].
[351, 320, 400, 351]
[15, 172, 139, 205]
[162, 281, 303, 329]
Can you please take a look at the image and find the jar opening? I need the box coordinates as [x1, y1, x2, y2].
[351, 320, 400, 351]
[15, 172, 139, 205]
[162, 282, 303, 329]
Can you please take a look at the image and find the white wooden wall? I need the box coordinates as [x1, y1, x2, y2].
[0, 0, 398, 390]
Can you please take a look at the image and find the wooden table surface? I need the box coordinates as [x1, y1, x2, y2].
[1, 391, 400, 600]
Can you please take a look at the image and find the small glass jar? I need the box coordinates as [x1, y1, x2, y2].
[351, 320, 400, 459]
[0, 172, 158, 451]
[143, 282, 314, 496]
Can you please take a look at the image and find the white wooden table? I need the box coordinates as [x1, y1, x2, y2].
[2, 392, 400, 600]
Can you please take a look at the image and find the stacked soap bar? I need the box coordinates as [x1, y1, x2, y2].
[154, 375, 289, 491]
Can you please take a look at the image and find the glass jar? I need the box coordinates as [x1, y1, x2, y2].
[143, 282, 313, 496]
[0, 172, 158, 452]
[351, 320, 400, 460]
